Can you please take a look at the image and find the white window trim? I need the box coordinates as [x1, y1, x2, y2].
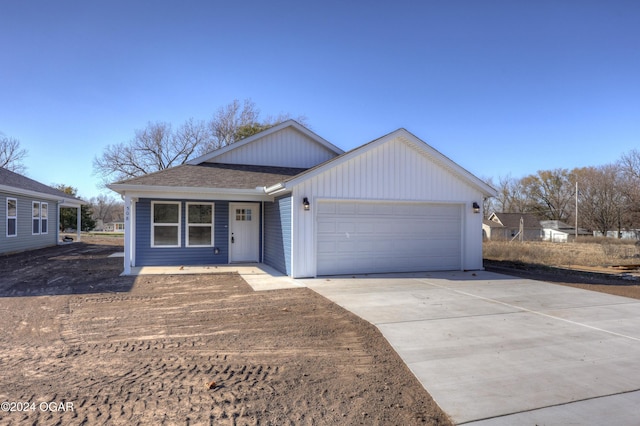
[7, 198, 17, 238]
[186, 202, 215, 247]
[151, 201, 181, 248]
[41, 202, 48, 235]
[32, 201, 41, 235]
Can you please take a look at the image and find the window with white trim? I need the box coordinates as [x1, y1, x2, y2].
[186, 203, 214, 247]
[151, 201, 181, 247]
[7, 198, 17, 237]
[41, 203, 48, 234]
[32, 201, 41, 235]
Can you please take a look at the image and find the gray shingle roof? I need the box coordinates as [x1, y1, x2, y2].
[0, 167, 84, 202]
[490, 212, 542, 229]
[113, 163, 309, 189]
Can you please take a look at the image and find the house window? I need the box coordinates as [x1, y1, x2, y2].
[7, 198, 17, 237]
[32, 201, 41, 235]
[41, 203, 48, 234]
[152, 202, 181, 247]
[186, 203, 214, 247]
[235, 208, 252, 221]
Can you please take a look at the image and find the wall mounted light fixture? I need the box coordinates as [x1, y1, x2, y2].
[303, 197, 310, 211]
[472, 202, 480, 214]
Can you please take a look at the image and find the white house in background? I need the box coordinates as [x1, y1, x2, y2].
[540, 220, 591, 242]
[0, 167, 84, 255]
[104, 222, 125, 233]
[108, 120, 497, 277]
[593, 230, 640, 240]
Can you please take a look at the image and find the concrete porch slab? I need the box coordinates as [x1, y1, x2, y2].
[127, 263, 304, 292]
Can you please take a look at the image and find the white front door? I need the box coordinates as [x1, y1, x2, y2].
[229, 203, 260, 262]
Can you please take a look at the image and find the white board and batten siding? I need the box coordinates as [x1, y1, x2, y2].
[290, 137, 486, 278]
[207, 127, 338, 169]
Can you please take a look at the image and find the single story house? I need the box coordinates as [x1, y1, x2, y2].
[593, 230, 640, 240]
[540, 220, 591, 242]
[0, 167, 84, 255]
[108, 120, 497, 277]
[104, 222, 125, 233]
[483, 212, 542, 241]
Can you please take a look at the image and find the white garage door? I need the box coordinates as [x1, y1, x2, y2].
[316, 201, 462, 276]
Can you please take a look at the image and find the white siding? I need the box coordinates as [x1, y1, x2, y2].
[290, 138, 485, 277]
[208, 127, 338, 168]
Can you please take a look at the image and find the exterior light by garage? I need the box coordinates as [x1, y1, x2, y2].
[472, 202, 480, 214]
[303, 197, 310, 211]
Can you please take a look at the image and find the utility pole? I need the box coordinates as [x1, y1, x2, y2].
[575, 181, 578, 241]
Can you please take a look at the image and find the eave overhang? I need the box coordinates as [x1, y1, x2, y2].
[107, 183, 274, 201]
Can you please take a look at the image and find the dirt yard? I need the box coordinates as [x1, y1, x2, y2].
[484, 259, 640, 300]
[0, 236, 451, 425]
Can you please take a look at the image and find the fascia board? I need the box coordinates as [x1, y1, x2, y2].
[0, 184, 85, 206]
[107, 184, 273, 201]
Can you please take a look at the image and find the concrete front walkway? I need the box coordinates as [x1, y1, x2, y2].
[128, 263, 304, 291]
[303, 270, 640, 425]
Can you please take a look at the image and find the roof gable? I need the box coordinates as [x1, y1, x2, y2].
[188, 120, 344, 169]
[271, 128, 496, 197]
[489, 212, 542, 229]
[0, 167, 84, 205]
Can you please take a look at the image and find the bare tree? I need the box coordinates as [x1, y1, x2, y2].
[574, 165, 624, 235]
[207, 99, 261, 151]
[491, 174, 529, 213]
[520, 169, 576, 221]
[89, 194, 124, 226]
[94, 121, 200, 184]
[94, 100, 307, 185]
[197, 99, 308, 155]
[0, 132, 28, 173]
[618, 149, 640, 230]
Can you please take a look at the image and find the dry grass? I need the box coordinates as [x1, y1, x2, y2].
[483, 238, 640, 268]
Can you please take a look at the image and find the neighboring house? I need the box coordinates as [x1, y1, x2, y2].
[0, 167, 84, 255]
[483, 212, 542, 241]
[104, 222, 125, 233]
[109, 120, 497, 277]
[540, 220, 591, 242]
[593, 230, 640, 240]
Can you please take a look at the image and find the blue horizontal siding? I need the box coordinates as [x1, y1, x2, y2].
[263, 194, 292, 275]
[1, 192, 58, 255]
[135, 199, 230, 266]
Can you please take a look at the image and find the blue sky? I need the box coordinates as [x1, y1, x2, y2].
[1, 1, 639, 199]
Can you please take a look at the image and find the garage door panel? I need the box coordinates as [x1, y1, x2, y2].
[316, 201, 462, 275]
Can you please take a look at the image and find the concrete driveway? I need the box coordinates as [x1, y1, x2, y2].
[303, 270, 640, 425]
